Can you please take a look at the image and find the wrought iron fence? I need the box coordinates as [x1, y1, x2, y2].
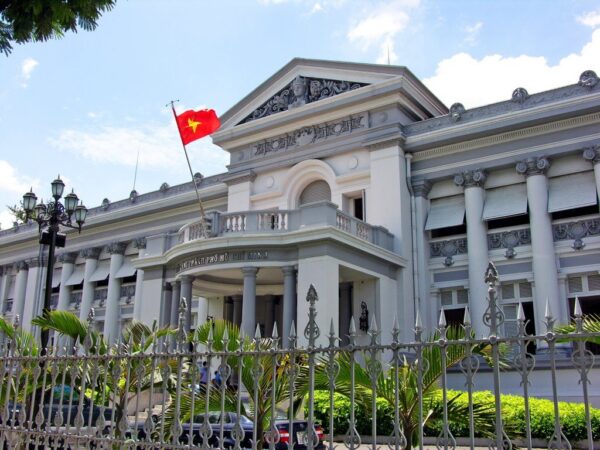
[0, 262, 599, 450]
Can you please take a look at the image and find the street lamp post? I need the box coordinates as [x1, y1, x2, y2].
[22, 176, 88, 350]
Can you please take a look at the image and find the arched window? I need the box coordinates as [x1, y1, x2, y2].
[299, 180, 331, 206]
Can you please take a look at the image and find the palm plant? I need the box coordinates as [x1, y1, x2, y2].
[310, 325, 499, 450]
[32, 310, 178, 437]
[162, 319, 306, 448]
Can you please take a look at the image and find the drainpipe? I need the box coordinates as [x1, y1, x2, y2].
[405, 153, 420, 329]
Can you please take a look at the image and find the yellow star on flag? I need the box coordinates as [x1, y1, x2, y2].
[186, 118, 203, 133]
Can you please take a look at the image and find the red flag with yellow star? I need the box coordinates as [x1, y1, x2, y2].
[175, 109, 220, 145]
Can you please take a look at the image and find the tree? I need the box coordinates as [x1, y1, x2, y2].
[6, 201, 29, 225]
[1, 0, 116, 56]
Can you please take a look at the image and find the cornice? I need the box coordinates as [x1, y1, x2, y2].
[410, 111, 600, 163]
[411, 179, 433, 198]
[222, 170, 257, 186]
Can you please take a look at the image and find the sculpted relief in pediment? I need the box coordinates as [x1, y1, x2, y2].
[239, 75, 369, 124]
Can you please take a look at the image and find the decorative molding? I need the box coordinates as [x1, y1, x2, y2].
[15, 261, 28, 271]
[410, 111, 600, 162]
[449, 103, 465, 122]
[582, 145, 600, 165]
[453, 169, 487, 188]
[240, 75, 369, 124]
[430, 238, 468, 266]
[407, 82, 600, 137]
[222, 170, 257, 186]
[133, 237, 147, 250]
[159, 182, 170, 193]
[411, 179, 433, 198]
[487, 229, 531, 258]
[578, 70, 599, 89]
[553, 218, 600, 250]
[516, 156, 551, 177]
[251, 115, 365, 158]
[241, 266, 259, 276]
[58, 252, 77, 264]
[27, 257, 46, 268]
[512, 87, 529, 104]
[80, 247, 102, 260]
[107, 242, 127, 255]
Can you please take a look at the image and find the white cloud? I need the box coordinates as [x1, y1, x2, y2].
[309, 2, 323, 14]
[0, 160, 38, 195]
[423, 28, 600, 108]
[347, 0, 419, 63]
[464, 21, 482, 45]
[577, 10, 600, 28]
[20, 57, 39, 87]
[49, 122, 228, 175]
[0, 160, 39, 230]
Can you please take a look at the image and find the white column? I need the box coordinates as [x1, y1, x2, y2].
[22, 257, 44, 332]
[57, 252, 77, 311]
[583, 147, 600, 202]
[13, 261, 29, 323]
[103, 242, 126, 344]
[241, 267, 258, 337]
[297, 256, 339, 346]
[132, 237, 146, 322]
[454, 169, 489, 337]
[180, 275, 193, 332]
[369, 144, 415, 340]
[516, 157, 563, 332]
[412, 180, 434, 333]
[0, 266, 8, 316]
[161, 283, 173, 327]
[170, 280, 181, 327]
[281, 266, 296, 346]
[79, 248, 101, 322]
[196, 297, 209, 329]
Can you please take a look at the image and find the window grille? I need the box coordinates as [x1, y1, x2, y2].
[299, 180, 331, 205]
[587, 274, 600, 291]
[568, 276, 583, 293]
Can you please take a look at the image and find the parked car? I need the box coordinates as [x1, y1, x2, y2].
[132, 412, 325, 449]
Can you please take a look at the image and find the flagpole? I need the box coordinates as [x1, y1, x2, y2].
[169, 100, 209, 238]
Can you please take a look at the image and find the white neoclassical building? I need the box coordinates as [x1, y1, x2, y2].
[1, 59, 600, 370]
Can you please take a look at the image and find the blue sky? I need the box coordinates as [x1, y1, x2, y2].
[1, 0, 599, 228]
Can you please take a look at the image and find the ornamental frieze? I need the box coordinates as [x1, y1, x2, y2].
[430, 238, 468, 267]
[178, 250, 269, 272]
[487, 229, 531, 258]
[252, 115, 365, 157]
[553, 218, 600, 250]
[240, 75, 369, 124]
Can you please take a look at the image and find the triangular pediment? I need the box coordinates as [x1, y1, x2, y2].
[218, 58, 413, 130]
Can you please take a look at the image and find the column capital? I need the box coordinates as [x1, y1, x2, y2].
[26, 256, 46, 268]
[172, 279, 181, 288]
[15, 260, 28, 272]
[80, 247, 102, 260]
[412, 179, 433, 198]
[163, 282, 172, 291]
[107, 242, 127, 255]
[179, 275, 194, 283]
[241, 266, 259, 276]
[281, 266, 296, 276]
[582, 145, 600, 165]
[58, 252, 77, 264]
[133, 237, 147, 250]
[516, 156, 551, 177]
[453, 169, 487, 188]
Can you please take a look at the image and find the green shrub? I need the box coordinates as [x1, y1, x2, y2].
[310, 389, 600, 443]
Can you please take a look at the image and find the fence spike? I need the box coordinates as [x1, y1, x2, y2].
[392, 314, 399, 333]
[438, 309, 447, 328]
[349, 316, 356, 335]
[222, 326, 229, 342]
[271, 322, 279, 339]
[329, 317, 336, 336]
[544, 297, 553, 320]
[415, 309, 422, 331]
[463, 306, 471, 326]
[369, 314, 378, 333]
[517, 302, 526, 322]
[574, 296, 583, 318]
[289, 320, 296, 339]
[255, 323, 262, 340]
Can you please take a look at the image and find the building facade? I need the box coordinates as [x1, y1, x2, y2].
[1, 59, 600, 367]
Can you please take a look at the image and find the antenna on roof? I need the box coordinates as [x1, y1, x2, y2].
[132, 148, 140, 192]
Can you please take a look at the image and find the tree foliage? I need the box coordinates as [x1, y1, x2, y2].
[1, 0, 116, 56]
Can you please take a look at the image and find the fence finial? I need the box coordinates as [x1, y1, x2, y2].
[254, 323, 262, 340]
[289, 320, 296, 339]
[484, 262, 499, 286]
[369, 315, 378, 333]
[517, 302, 526, 322]
[87, 307, 95, 324]
[463, 306, 471, 326]
[544, 297, 553, 321]
[329, 318, 336, 336]
[415, 309, 422, 331]
[438, 309, 447, 328]
[271, 321, 279, 339]
[574, 296, 583, 318]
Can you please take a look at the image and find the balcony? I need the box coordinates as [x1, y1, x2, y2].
[178, 201, 394, 251]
